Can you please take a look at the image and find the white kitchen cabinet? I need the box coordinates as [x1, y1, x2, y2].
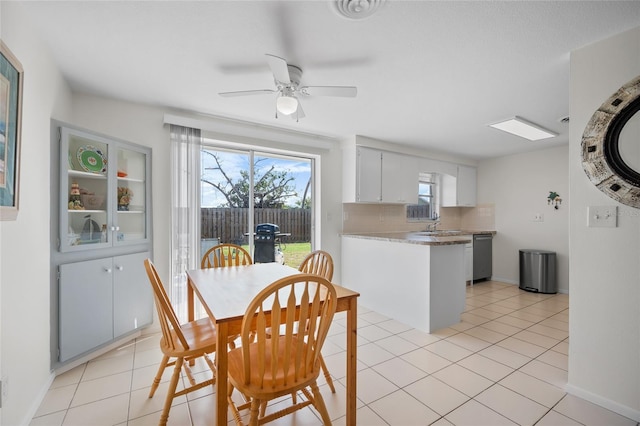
[442, 164, 477, 207]
[381, 151, 418, 203]
[351, 146, 418, 203]
[463, 237, 473, 281]
[356, 146, 382, 202]
[52, 122, 153, 368]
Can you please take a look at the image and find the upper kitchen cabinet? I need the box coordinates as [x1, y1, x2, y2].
[59, 126, 151, 252]
[344, 146, 418, 203]
[442, 164, 477, 207]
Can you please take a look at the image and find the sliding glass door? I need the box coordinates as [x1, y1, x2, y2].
[200, 143, 314, 268]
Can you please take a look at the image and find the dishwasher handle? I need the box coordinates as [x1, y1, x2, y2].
[473, 235, 493, 241]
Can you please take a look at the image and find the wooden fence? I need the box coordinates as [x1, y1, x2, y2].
[201, 208, 311, 244]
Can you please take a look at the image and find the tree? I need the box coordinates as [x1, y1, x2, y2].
[201, 151, 298, 208]
[295, 178, 311, 209]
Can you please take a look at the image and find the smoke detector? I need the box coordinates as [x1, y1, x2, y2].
[332, 0, 386, 20]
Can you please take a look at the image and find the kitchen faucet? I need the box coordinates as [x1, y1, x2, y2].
[426, 221, 440, 231]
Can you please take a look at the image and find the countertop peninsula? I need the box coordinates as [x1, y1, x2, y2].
[341, 230, 495, 246]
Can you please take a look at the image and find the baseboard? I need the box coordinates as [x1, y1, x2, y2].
[54, 331, 141, 376]
[23, 370, 56, 426]
[488, 276, 518, 285]
[565, 383, 640, 422]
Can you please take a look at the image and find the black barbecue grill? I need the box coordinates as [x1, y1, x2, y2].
[254, 223, 285, 263]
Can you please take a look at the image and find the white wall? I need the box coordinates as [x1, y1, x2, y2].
[0, 2, 73, 425]
[568, 27, 640, 420]
[477, 146, 569, 292]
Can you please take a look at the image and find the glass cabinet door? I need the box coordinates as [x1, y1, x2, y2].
[59, 126, 150, 252]
[114, 146, 147, 244]
[61, 128, 110, 252]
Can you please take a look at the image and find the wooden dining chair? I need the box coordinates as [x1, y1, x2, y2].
[297, 250, 336, 394]
[144, 259, 217, 426]
[201, 243, 253, 268]
[226, 273, 338, 426]
[299, 250, 334, 281]
[201, 243, 253, 348]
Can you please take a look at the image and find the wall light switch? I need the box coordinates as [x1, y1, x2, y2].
[587, 206, 617, 228]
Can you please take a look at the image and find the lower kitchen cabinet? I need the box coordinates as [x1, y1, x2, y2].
[58, 251, 152, 362]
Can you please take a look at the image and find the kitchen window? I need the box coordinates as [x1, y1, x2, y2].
[407, 172, 440, 221]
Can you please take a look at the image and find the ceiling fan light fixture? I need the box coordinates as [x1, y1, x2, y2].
[489, 116, 557, 141]
[332, 0, 386, 20]
[276, 95, 298, 115]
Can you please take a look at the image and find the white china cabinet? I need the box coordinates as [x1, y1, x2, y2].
[51, 123, 153, 367]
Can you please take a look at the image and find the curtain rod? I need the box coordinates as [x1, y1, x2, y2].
[163, 112, 339, 150]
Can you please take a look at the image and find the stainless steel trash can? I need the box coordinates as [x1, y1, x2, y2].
[519, 249, 557, 294]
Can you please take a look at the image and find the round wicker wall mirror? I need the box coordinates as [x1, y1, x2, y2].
[582, 75, 640, 208]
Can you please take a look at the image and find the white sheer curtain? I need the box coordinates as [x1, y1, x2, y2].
[170, 125, 201, 322]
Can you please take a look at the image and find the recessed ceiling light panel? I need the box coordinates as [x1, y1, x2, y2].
[489, 116, 557, 141]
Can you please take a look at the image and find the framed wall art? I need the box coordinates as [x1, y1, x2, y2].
[0, 41, 23, 220]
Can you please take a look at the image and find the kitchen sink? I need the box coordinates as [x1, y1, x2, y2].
[412, 230, 463, 236]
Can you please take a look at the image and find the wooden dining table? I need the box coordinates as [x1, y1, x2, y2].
[186, 262, 360, 425]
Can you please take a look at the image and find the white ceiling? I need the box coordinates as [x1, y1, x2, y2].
[20, 0, 640, 160]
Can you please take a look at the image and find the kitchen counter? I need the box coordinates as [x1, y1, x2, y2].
[341, 230, 495, 246]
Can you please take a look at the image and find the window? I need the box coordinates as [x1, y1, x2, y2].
[407, 172, 440, 221]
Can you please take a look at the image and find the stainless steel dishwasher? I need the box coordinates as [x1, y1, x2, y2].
[473, 234, 493, 281]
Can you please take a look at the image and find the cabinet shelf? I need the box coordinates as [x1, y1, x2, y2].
[117, 176, 144, 183]
[68, 209, 106, 214]
[68, 169, 107, 180]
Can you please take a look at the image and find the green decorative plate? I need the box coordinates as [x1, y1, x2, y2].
[77, 145, 107, 174]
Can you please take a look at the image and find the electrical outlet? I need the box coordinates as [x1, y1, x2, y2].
[587, 206, 617, 228]
[533, 213, 544, 222]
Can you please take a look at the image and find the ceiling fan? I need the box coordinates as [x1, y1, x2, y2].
[219, 54, 357, 120]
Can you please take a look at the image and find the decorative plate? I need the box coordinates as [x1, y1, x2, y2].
[77, 145, 107, 174]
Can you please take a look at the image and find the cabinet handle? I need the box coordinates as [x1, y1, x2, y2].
[110, 226, 116, 231]
[116, 265, 124, 271]
[104, 268, 112, 273]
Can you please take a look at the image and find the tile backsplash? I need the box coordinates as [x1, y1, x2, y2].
[342, 203, 495, 233]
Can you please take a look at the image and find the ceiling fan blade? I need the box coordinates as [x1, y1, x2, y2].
[300, 86, 357, 97]
[265, 54, 291, 83]
[292, 102, 305, 120]
[219, 89, 277, 97]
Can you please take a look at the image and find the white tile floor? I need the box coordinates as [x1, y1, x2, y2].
[31, 280, 639, 426]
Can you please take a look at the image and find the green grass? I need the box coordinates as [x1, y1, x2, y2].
[241, 242, 311, 268]
[279, 242, 312, 268]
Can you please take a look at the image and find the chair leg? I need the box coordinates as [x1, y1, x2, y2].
[249, 399, 261, 426]
[309, 381, 332, 425]
[160, 357, 183, 426]
[149, 355, 170, 398]
[319, 354, 336, 393]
